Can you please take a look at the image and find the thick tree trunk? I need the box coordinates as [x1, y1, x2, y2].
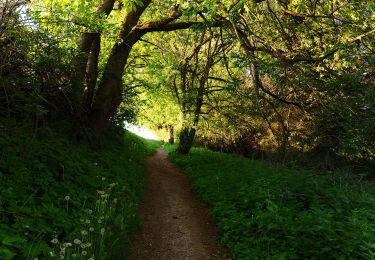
[88, 29, 147, 133]
[88, 40, 135, 133]
[71, 0, 116, 115]
[87, 0, 151, 134]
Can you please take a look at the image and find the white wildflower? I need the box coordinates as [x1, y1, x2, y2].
[100, 228, 105, 235]
[49, 251, 54, 257]
[73, 239, 81, 245]
[81, 230, 88, 236]
[101, 177, 106, 181]
[82, 251, 87, 256]
[89, 227, 94, 232]
[64, 196, 70, 201]
[87, 209, 93, 214]
[51, 238, 59, 244]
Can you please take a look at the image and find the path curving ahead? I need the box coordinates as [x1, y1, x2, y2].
[131, 149, 222, 260]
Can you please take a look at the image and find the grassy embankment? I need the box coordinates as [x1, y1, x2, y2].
[0, 125, 159, 259]
[167, 146, 375, 259]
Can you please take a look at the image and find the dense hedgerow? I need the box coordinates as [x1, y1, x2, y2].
[168, 147, 375, 259]
[0, 125, 157, 259]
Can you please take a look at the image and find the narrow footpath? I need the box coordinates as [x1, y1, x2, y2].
[131, 149, 222, 260]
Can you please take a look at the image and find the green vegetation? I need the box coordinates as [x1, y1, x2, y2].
[169, 147, 375, 259]
[1, 0, 374, 258]
[0, 125, 156, 259]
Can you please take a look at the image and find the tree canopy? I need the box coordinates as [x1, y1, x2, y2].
[0, 0, 374, 160]
[1, 0, 375, 258]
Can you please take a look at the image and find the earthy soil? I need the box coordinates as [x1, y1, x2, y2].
[130, 149, 223, 260]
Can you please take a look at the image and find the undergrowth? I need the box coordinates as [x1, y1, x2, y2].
[0, 124, 157, 259]
[169, 147, 375, 259]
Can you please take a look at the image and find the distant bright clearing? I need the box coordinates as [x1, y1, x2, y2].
[125, 123, 158, 140]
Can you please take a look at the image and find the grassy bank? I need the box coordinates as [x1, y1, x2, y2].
[0, 125, 157, 259]
[168, 147, 375, 259]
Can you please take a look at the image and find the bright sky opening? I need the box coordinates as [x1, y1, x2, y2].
[125, 123, 158, 140]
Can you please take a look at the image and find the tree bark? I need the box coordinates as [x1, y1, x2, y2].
[83, 33, 101, 113]
[88, 0, 151, 134]
[176, 89, 204, 154]
[72, 0, 116, 114]
[88, 35, 143, 133]
[168, 125, 174, 144]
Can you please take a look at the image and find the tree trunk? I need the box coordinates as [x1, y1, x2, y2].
[168, 125, 174, 144]
[88, 30, 147, 133]
[73, 32, 99, 106]
[176, 89, 204, 154]
[87, 0, 151, 134]
[83, 33, 101, 113]
[86, 1, 212, 134]
[72, 0, 116, 116]
[177, 126, 196, 154]
[88, 39, 137, 133]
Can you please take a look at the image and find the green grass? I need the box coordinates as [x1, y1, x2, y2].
[169, 147, 375, 259]
[145, 139, 163, 152]
[0, 126, 157, 259]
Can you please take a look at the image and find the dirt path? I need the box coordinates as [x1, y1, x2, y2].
[131, 149, 223, 260]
